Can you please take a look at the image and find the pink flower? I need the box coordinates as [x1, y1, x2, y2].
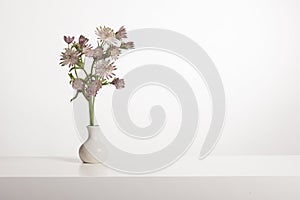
[120, 41, 134, 49]
[112, 78, 125, 89]
[72, 79, 84, 91]
[95, 60, 109, 75]
[96, 61, 116, 79]
[86, 80, 102, 97]
[82, 44, 94, 57]
[108, 46, 121, 60]
[93, 46, 103, 60]
[60, 48, 80, 67]
[115, 26, 127, 40]
[64, 36, 75, 44]
[95, 26, 118, 46]
[79, 35, 89, 47]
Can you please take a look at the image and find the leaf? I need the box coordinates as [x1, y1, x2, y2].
[68, 73, 75, 81]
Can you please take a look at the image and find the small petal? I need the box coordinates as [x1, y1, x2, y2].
[64, 36, 75, 44]
[79, 35, 89, 47]
[112, 78, 125, 89]
[115, 26, 127, 40]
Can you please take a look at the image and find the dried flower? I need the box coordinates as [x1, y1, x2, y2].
[96, 61, 116, 79]
[60, 48, 80, 67]
[103, 63, 116, 79]
[86, 80, 102, 97]
[82, 44, 94, 57]
[59, 26, 133, 126]
[108, 46, 121, 60]
[120, 41, 134, 49]
[72, 79, 84, 91]
[64, 36, 75, 44]
[93, 46, 104, 60]
[79, 35, 89, 47]
[115, 26, 127, 40]
[95, 60, 109, 75]
[112, 78, 125, 89]
[95, 26, 118, 46]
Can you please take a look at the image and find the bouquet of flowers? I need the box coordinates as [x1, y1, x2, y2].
[60, 26, 134, 126]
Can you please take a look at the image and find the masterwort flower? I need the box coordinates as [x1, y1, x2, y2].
[93, 46, 104, 60]
[103, 63, 116, 79]
[72, 79, 84, 91]
[86, 80, 102, 97]
[112, 78, 125, 89]
[115, 26, 127, 40]
[108, 46, 121, 60]
[60, 48, 80, 67]
[95, 26, 118, 46]
[95, 60, 109, 75]
[64, 36, 75, 44]
[79, 35, 89, 47]
[82, 44, 94, 57]
[96, 61, 116, 79]
[120, 41, 134, 49]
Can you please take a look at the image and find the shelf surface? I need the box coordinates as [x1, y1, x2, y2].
[0, 155, 300, 177]
[1, 156, 300, 200]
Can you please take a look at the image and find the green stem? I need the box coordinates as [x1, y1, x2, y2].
[74, 69, 78, 78]
[70, 91, 79, 102]
[90, 60, 96, 76]
[81, 89, 89, 101]
[81, 68, 89, 78]
[88, 97, 95, 126]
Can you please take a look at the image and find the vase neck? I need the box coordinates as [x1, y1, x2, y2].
[87, 125, 100, 139]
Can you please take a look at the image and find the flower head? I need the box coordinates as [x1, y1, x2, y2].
[108, 46, 121, 60]
[115, 26, 127, 40]
[95, 26, 118, 46]
[82, 44, 93, 57]
[95, 61, 116, 79]
[79, 35, 89, 47]
[86, 80, 102, 97]
[95, 60, 109, 75]
[93, 46, 103, 60]
[120, 41, 134, 49]
[112, 78, 125, 89]
[64, 36, 75, 44]
[72, 79, 84, 91]
[103, 63, 116, 79]
[60, 48, 80, 67]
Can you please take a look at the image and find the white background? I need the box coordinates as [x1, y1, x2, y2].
[0, 0, 299, 157]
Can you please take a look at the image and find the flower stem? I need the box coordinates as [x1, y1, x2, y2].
[90, 60, 96, 76]
[88, 97, 95, 126]
[81, 89, 89, 101]
[74, 69, 78, 78]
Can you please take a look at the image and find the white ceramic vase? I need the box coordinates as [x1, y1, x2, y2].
[79, 125, 106, 164]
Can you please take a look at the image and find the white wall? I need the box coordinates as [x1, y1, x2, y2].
[0, 0, 299, 157]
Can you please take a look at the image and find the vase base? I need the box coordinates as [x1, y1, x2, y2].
[79, 145, 100, 164]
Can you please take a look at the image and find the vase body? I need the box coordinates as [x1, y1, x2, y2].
[79, 125, 106, 164]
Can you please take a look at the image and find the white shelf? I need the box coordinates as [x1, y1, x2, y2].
[0, 155, 300, 177]
[1, 156, 300, 200]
